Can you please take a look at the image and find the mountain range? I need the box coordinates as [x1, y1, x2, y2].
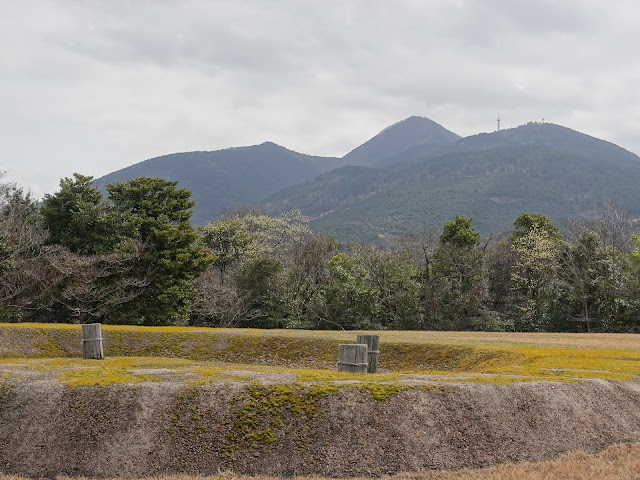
[97, 116, 640, 242]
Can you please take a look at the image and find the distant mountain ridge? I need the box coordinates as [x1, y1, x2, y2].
[97, 117, 640, 241]
[342, 116, 461, 166]
[96, 116, 459, 225]
[97, 141, 343, 225]
[265, 121, 640, 241]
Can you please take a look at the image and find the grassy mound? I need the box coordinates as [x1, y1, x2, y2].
[2, 324, 640, 385]
[3, 325, 640, 477]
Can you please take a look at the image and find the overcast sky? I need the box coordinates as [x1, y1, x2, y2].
[2, 0, 639, 198]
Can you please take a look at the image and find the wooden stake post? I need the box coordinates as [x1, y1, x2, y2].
[337, 344, 368, 373]
[82, 323, 104, 360]
[356, 334, 380, 373]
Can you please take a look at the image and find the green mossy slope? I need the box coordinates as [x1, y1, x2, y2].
[0, 323, 519, 373]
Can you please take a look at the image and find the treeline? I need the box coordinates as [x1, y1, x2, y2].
[2, 173, 640, 332]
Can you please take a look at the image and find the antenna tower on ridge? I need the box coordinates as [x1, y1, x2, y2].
[497, 116, 501, 132]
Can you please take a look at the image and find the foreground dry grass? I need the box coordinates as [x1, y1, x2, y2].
[1, 443, 639, 480]
[394, 443, 640, 479]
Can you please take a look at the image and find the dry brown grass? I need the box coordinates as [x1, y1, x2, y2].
[2, 442, 639, 480]
[391, 442, 640, 479]
[356, 330, 640, 352]
[211, 328, 640, 352]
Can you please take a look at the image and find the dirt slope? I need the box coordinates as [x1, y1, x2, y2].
[1, 379, 640, 478]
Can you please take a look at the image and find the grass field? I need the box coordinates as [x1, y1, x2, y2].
[2, 323, 640, 387]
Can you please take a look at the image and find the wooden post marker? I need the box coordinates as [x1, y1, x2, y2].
[337, 344, 368, 373]
[357, 334, 380, 373]
[82, 323, 104, 360]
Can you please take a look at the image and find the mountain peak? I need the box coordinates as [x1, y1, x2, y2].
[253, 141, 294, 153]
[343, 116, 461, 167]
[259, 141, 283, 148]
[379, 115, 445, 134]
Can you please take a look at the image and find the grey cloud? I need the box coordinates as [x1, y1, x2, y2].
[2, 0, 640, 198]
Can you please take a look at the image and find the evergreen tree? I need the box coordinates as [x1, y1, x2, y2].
[430, 216, 489, 330]
[107, 177, 212, 325]
[440, 215, 480, 248]
[40, 174, 125, 254]
[513, 213, 562, 241]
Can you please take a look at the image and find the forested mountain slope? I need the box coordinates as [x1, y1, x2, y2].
[97, 142, 342, 225]
[266, 122, 640, 241]
[96, 116, 460, 226]
[97, 118, 640, 240]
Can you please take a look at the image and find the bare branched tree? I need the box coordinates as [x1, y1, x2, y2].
[0, 180, 51, 313]
[44, 241, 151, 322]
[565, 201, 638, 253]
[394, 231, 439, 330]
[191, 267, 253, 327]
[0, 175, 152, 322]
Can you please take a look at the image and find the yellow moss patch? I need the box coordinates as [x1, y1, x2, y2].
[223, 382, 340, 458]
[294, 369, 400, 383]
[59, 369, 161, 388]
[0, 357, 196, 387]
[477, 345, 640, 382]
[358, 383, 410, 401]
[391, 343, 640, 382]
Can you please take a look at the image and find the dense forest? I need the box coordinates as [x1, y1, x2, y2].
[2, 173, 640, 333]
